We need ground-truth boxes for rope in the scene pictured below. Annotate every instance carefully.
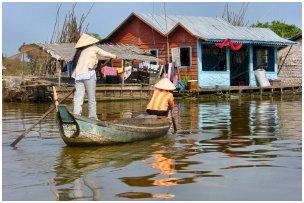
[163,3,170,63]
[50,3,62,43]
[83,3,95,23]
[151,1,156,45]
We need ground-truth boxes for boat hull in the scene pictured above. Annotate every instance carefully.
[56,106,171,146]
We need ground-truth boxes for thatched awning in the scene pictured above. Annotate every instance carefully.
[19,43,161,63]
[97,44,160,62]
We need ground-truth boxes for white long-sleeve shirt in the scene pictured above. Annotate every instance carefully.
[72,45,116,79]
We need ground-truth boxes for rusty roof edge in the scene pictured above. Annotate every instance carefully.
[204,38,295,46]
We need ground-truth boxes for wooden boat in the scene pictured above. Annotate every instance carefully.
[56,105,171,146]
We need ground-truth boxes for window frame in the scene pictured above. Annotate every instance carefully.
[253,46,275,72]
[201,44,227,72]
[149,49,159,65]
[179,46,192,68]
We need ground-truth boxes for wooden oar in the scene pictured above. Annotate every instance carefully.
[53,86,59,111]
[10,87,75,148]
[10,58,113,148]
[170,110,177,133]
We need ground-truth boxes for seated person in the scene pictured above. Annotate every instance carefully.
[146,78,176,117]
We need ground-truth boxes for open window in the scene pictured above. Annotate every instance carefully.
[253,47,275,72]
[202,44,227,71]
[150,49,158,65]
[171,46,192,68]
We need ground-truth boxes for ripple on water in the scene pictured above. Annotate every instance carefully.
[2,98,302,201]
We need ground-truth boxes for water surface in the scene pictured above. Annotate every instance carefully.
[2,97,302,200]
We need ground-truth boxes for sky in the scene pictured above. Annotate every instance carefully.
[2,2,302,56]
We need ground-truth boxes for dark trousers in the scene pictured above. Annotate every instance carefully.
[146,109,169,116]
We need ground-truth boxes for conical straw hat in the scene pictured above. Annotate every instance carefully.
[75,33,100,48]
[154,78,176,91]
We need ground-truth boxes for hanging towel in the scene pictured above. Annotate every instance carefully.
[158,65,164,78]
[173,75,179,86]
[167,63,172,80]
[124,66,132,80]
[101,66,117,77]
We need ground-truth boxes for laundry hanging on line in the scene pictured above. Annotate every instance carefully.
[101,66,117,77]
[215,38,243,51]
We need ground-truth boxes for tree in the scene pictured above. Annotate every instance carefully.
[3,55,31,76]
[23,3,92,76]
[252,20,301,39]
[221,3,249,26]
[88,33,101,40]
[55,3,89,43]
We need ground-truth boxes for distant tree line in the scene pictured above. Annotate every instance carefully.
[2,55,31,76]
[252,21,301,39]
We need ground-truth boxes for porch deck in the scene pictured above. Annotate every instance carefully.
[3,74,301,102]
[173,85,302,97]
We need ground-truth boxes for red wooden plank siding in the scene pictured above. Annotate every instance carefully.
[168,26,198,80]
[106,15,198,80]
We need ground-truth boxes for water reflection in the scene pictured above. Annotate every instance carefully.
[2,97,302,201]
[197,100,280,154]
[52,138,175,200]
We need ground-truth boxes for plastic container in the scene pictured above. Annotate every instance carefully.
[254,69,271,87]
[187,80,198,90]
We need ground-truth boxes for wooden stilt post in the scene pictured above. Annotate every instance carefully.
[56,61,61,87]
[271,88,273,96]
[21,42,25,79]
[238,88,242,96]
[122,60,125,86]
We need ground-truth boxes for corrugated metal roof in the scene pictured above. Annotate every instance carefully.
[134,12,295,45]
[20,43,160,62]
[97,44,160,62]
[36,43,76,61]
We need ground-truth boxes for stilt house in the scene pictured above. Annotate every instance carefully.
[103,12,295,87]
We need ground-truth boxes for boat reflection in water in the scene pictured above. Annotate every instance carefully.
[5,97,299,201]
[52,137,178,200]
[53,99,297,200]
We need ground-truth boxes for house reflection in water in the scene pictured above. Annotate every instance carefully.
[249,100,280,137]
[173,100,199,132]
[197,100,280,154]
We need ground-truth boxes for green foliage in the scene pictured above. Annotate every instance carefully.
[2,57,31,76]
[252,20,301,39]
[88,33,101,40]
[181,75,191,86]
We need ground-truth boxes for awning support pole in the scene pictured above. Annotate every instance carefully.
[278,45,293,75]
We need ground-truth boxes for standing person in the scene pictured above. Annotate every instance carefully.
[146,78,176,117]
[72,33,116,120]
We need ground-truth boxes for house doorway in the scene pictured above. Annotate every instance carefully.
[230,46,249,86]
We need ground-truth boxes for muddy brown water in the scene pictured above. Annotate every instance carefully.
[2,97,302,200]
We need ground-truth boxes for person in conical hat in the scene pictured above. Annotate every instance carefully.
[72,33,116,120]
[146,77,176,117]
